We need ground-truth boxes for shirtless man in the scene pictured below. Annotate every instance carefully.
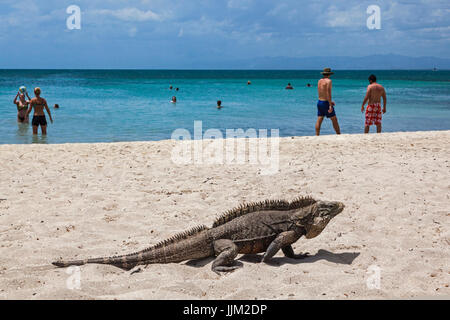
[316,68,341,136]
[361,74,386,133]
[26,87,53,135]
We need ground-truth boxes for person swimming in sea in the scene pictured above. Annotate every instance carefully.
[13,89,31,123]
[217,100,222,109]
[26,87,53,135]
[286,83,294,90]
[54,104,60,109]
[171,96,177,103]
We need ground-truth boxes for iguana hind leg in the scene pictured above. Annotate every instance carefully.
[212,239,240,274]
[262,231,301,262]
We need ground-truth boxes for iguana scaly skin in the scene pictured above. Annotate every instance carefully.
[52,197,344,273]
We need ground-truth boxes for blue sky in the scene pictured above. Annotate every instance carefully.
[0,0,449,68]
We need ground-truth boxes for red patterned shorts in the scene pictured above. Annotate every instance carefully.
[365,103,382,126]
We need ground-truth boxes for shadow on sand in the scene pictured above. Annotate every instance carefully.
[254,249,360,267]
[184,249,360,269]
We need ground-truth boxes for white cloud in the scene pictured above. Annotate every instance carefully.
[325,5,365,28]
[175,16,232,37]
[95,7,161,22]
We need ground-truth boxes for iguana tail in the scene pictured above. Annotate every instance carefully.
[52,257,136,270]
[52,225,212,270]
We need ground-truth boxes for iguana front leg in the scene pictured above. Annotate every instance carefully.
[281,245,309,259]
[262,231,302,262]
[212,239,241,274]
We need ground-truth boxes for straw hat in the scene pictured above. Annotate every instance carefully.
[321,68,334,75]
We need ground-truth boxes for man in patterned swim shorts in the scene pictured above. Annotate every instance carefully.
[361,74,387,133]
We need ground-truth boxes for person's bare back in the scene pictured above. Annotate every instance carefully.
[29,97,47,116]
[318,78,332,103]
[367,83,386,105]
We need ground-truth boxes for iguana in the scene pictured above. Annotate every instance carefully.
[52,197,344,273]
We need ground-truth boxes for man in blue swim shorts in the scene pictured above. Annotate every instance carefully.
[315,68,341,136]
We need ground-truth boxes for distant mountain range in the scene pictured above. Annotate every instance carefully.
[194,54,450,70]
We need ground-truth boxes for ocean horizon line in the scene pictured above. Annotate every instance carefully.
[1,68,449,71]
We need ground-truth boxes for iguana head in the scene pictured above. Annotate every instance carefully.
[304,201,344,239]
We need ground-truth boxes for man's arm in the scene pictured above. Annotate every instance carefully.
[328,80,334,112]
[361,86,370,112]
[328,81,333,104]
[25,91,31,101]
[44,99,53,123]
[13,92,19,105]
[382,88,387,113]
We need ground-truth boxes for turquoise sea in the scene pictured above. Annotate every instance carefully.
[0,70,449,144]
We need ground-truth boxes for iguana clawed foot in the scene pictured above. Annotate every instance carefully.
[281,244,310,259]
[261,243,310,263]
[290,252,310,259]
[212,265,242,275]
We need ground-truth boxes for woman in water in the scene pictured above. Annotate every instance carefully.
[13,90,31,123]
[26,87,53,135]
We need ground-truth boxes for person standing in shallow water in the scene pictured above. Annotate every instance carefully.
[316,68,341,136]
[13,90,31,123]
[361,74,387,133]
[26,87,53,135]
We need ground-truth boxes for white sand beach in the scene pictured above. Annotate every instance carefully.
[0,131,449,299]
